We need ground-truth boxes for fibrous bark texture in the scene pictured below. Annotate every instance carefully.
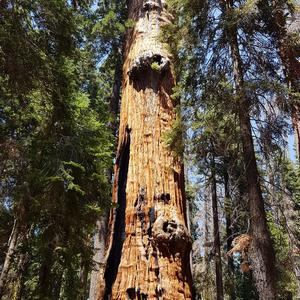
[99,1,193,299]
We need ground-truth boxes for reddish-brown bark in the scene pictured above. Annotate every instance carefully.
[97,1,193,299]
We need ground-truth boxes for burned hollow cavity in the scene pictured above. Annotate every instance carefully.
[128,52,170,85]
[103,129,131,299]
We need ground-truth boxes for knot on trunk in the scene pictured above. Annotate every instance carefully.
[152,215,192,256]
[128,52,170,81]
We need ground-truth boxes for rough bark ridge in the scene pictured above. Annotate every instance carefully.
[99,1,193,299]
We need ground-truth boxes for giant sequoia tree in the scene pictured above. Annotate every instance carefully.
[2,0,300,299]
[95,0,193,299]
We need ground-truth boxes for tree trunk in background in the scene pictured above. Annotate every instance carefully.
[267,5,300,294]
[89,216,109,300]
[202,188,214,300]
[257,0,300,162]
[223,1,277,299]
[211,159,224,300]
[89,43,122,300]
[282,190,300,299]
[12,227,32,300]
[109,48,122,138]
[0,219,19,299]
[12,253,27,300]
[224,171,235,300]
[275,7,300,164]
[98,1,193,299]
[79,260,88,300]
[38,245,55,299]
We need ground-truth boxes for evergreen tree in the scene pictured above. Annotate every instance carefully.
[0,1,117,298]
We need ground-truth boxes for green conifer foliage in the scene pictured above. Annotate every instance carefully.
[0,0,126,298]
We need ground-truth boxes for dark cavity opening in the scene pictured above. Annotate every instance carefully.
[142,0,162,14]
[160,193,170,202]
[128,52,170,92]
[153,54,162,65]
[103,131,131,299]
[127,287,136,299]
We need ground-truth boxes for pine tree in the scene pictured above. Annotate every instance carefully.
[0,1,114,298]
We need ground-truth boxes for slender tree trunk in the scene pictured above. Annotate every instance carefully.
[12,233,31,300]
[277,19,300,163]
[89,216,109,300]
[0,219,19,299]
[12,252,27,300]
[223,1,277,299]
[109,46,122,138]
[282,189,300,299]
[202,188,214,300]
[38,249,54,298]
[52,268,63,300]
[211,158,224,300]
[98,1,193,299]
[269,6,300,293]
[38,235,58,299]
[257,0,300,162]
[79,261,88,300]
[257,2,300,294]
[224,171,235,300]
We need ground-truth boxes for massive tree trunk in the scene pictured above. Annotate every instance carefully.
[0,219,19,299]
[223,1,277,299]
[98,1,193,299]
[211,158,224,300]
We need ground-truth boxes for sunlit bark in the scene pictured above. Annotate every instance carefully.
[98,1,193,299]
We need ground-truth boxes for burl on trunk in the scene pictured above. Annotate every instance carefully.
[97,1,193,299]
